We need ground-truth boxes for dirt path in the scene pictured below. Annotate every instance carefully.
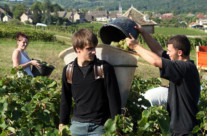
[55,35,71,40]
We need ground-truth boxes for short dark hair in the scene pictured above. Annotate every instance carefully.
[168,35,191,56]
[72,29,98,52]
[16,32,29,41]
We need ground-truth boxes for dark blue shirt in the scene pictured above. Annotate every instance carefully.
[160,51,200,134]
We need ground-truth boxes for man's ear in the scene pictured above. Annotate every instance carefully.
[76,47,80,53]
[178,50,183,56]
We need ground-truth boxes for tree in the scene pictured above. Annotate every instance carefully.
[3,4,12,17]
[152,17,161,24]
[51,3,64,12]
[67,6,73,12]
[81,8,88,14]
[51,9,59,25]
[43,0,52,25]
[95,6,104,11]
[31,2,43,24]
[12,4,27,19]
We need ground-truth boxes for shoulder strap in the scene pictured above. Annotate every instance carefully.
[66,61,74,84]
[19,50,31,60]
[66,60,104,84]
[94,61,104,79]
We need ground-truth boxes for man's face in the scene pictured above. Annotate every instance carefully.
[167,44,179,60]
[76,45,96,62]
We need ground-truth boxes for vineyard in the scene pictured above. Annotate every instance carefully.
[0,24,55,41]
[0,23,207,135]
[1,22,207,47]
[0,69,206,135]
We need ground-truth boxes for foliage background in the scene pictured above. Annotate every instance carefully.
[2,0,206,14]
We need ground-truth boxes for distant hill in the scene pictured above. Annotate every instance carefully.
[2,0,207,14]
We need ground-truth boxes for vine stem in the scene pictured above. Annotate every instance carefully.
[115,131,123,136]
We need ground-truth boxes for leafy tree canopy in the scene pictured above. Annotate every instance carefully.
[12,4,27,19]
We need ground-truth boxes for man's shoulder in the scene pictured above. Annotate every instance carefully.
[63,61,75,70]
[175,60,196,69]
[162,58,192,67]
[95,59,114,73]
[95,59,112,66]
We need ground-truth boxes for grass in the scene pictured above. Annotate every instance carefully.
[55,35,72,45]
[0,37,199,87]
[0,25,204,86]
[0,39,70,82]
[0,39,16,75]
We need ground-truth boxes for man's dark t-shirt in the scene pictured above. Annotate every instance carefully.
[160,51,200,134]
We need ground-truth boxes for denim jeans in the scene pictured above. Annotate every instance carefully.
[69,120,105,136]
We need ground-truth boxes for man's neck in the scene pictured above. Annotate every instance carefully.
[179,56,190,61]
[77,58,90,67]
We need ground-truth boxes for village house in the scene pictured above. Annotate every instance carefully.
[73,12,85,23]
[187,13,195,17]
[151,12,162,19]
[161,13,174,20]
[51,11,72,21]
[64,12,73,22]
[51,3,123,23]
[197,13,205,19]
[20,13,33,24]
[86,3,122,22]
[189,16,207,29]
[51,11,86,23]
[0,7,5,13]
[51,11,68,18]
[197,18,207,28]
[108,11,119,21]
[85,10,109,22]
[189,22,197,28]
[122,6,157,34]
[189,21,204,30]
[3,15,12,22]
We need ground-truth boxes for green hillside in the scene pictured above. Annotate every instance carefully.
[1,0,207,14]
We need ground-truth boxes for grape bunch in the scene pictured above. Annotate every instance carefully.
[110,39,130,51]
[35,60,54,68]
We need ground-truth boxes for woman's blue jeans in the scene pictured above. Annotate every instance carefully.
[69,120,105,136]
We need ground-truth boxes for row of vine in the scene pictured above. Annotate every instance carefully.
[0,68,206,135]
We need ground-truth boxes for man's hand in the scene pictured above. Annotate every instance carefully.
[59,124,71,136]
[129,16,145,34]
[59,123,64,134]
[126,33,139,50]
[129,16,164,57]
[134,23,145,34]
[59,124,64,131]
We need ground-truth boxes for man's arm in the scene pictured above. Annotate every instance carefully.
[59,66,72,130]
[126,34,162,68]
[135,25,164,57]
